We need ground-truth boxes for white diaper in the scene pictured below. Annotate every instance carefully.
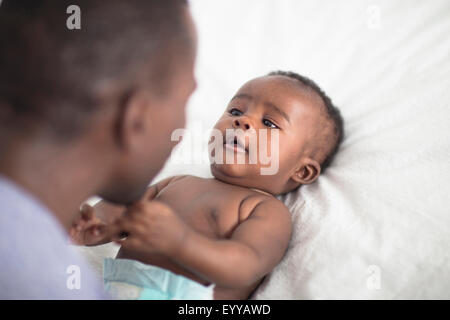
[103,258,215,300]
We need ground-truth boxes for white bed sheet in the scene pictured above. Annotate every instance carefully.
[79,0,450,299]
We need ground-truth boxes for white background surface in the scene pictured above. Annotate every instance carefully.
[82,0,450,299]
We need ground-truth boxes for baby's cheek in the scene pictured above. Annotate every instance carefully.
[277,141,301,168]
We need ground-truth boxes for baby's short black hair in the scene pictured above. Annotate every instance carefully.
[268,70,344,173]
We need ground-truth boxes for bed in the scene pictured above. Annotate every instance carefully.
[77,0,450,299]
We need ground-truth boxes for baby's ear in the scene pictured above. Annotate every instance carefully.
[291,158,321,185]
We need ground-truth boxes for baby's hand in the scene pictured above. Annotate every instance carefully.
[69,204,109,246]
[111,197,188,256]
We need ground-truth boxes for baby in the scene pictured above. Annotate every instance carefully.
[71,70,344,300]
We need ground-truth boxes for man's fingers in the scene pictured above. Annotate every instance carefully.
[69,228,79,244]
[81,224,107,245]
[82,217,102,230]
[69,227,84,245]
[75,219,85,231]
[80,203,94,220]
[88,223,107,237]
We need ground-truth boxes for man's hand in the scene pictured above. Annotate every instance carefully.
[112,199,189,256]
[69,204,109,246]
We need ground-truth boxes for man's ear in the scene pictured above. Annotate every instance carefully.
[113,89,150,151]
[291,158,321,185]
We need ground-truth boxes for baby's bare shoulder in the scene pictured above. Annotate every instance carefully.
[253,196,291,219]
[238,192,290,224]
[232,195,292,266]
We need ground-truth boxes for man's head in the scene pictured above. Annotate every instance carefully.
[0,0,197,204]
[210,71,344,195]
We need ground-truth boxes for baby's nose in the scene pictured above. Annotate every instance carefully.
[233,118,251,130]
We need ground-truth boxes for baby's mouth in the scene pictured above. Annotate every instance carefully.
[224,136,248,154]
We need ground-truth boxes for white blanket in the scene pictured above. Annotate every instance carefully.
[78,0,450,299]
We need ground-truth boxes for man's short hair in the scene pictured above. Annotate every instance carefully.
[268,70,344,173]
[0,0,190,141]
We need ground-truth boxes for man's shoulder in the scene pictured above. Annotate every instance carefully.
[0,218,107,299]
[0,179,107,299]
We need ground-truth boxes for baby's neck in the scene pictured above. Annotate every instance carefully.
[249,187,274,197]
[210,176,275,197]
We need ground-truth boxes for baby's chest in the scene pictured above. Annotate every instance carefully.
[156,189,243,238]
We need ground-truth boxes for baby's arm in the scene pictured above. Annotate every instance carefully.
[171,199,292,288]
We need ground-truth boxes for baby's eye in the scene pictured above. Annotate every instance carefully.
[262,119,278,129]
[229,108,243,116]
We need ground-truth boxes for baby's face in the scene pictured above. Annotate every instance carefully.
[210,75,324,194]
